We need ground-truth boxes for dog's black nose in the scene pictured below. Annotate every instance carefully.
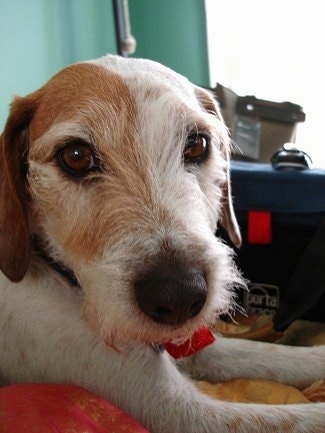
[134,264,208,325]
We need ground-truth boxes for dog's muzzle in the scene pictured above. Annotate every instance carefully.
[134,264,208,326]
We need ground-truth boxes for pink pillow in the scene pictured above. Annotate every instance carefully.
[0,383,149,433]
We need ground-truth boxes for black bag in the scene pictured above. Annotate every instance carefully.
[220,160,325,330]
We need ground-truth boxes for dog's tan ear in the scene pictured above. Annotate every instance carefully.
[0,95,37,282]
[220,166,242,248]
[194,86,242,248]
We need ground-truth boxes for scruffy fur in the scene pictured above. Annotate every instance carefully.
[0,55,324,432]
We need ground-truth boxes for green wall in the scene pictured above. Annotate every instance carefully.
[0,0,117,129]
[129,0,210,86]
[0,0,210,129]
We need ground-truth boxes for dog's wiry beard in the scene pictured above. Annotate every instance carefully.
[80,236,244,352]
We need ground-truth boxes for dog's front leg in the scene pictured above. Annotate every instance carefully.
[177,336,325,389]
[84,344,325,433]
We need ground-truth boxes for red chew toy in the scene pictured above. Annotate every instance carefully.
[164,327,215,359]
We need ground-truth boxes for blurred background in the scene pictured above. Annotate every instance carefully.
[1,0,323,166]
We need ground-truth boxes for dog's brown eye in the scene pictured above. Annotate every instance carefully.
[184,134,210,164]
[57,142,97,177]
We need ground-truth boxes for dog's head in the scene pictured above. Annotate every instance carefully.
[0,55,242,346]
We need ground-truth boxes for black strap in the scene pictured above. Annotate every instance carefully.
[274,218,325,330]
[32,236,81,290]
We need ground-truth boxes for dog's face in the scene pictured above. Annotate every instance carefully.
[0,55,242,346]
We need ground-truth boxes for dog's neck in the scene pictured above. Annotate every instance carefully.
[32,236,81,289]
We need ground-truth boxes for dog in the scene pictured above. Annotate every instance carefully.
[0,54,324,433]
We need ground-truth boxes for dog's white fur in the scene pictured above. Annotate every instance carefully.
[0,55,324,432]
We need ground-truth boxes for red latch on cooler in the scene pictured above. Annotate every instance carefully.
[247,211,272,244]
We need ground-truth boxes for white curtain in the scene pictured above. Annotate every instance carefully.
[205,0,325,167]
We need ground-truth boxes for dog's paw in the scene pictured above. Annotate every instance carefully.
[298,345,325,386]
[293,403,325,433]
[219,402,325,433]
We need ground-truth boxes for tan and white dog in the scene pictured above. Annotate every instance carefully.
[0,55,324,432]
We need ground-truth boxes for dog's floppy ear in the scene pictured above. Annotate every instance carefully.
[0,95,37,282]
[194,86,242,248]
